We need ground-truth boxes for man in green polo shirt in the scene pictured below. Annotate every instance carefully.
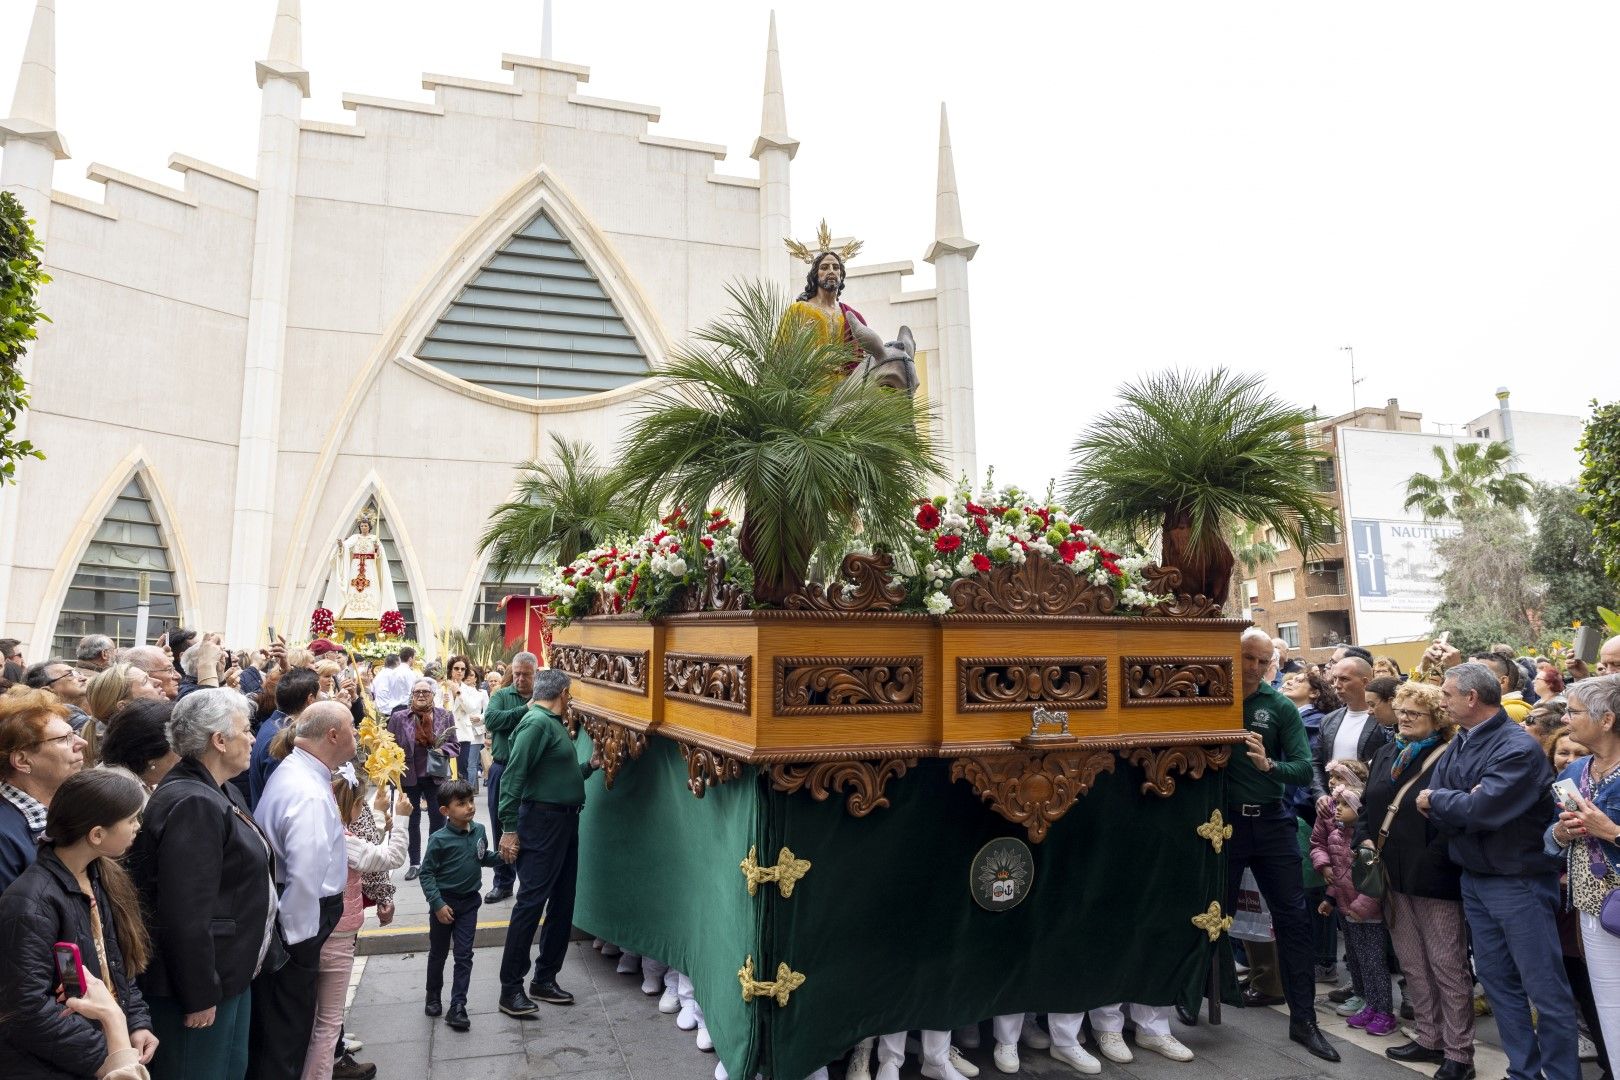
[481,651,536,902]
[494,668,599,1019]
[1218,626,1340,1063]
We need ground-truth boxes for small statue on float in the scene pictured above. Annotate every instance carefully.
[784,221,919,395]
[323,507,397,626]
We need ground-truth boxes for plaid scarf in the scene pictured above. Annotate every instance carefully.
[0,780,47,837]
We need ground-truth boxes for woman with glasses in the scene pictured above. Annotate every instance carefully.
[387,678,459,880]
[1357,681,1473,1080]
[83,664,164,767]
[0,687,88,893]
[437,655,484,791]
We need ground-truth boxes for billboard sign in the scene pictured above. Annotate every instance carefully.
[1350,519,1462,613]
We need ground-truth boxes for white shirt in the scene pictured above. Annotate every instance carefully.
[254,746,347,945]
[439,682,484,744]
[1331,709,1372,763]
[371,664,413,714]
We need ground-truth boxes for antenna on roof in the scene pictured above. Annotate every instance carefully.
[1340,345,1365,411]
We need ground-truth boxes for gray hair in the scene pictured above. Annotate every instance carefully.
[1569,674,1620,733]
[1240,627,1274,649]
[1445,662,1503,707]
[296,700,353,739]
[511,651,538,670]
[77,634,113,662]
[168,688,250,759]
[120,645,169,678]
[532,668,571,702]
[179,643,202,678]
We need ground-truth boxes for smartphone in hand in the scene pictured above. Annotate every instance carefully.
[1554,778,1583,814]
[54,942,86,998]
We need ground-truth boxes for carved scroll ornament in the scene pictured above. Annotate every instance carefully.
[945,554,1120,617]
[675,555,751,613]
[949,749,1118,843]
[579,712,647,791]
[784,552,908,613]
[774,656,922,715]
[1126,743,1233,797]
[665,653,752,712]
[550,644,649,695]
[957,656,1107,713]
[1121,656,1233,706]
[678,741,744,798]
[763,758,918,817]
[1137,564,1223,619]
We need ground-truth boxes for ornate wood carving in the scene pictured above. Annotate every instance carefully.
[949,749,1118,843]
[957,656,1107,713]
[675,555,751,613]
[945,554,1120,617]
[550,644,649,695]
[578,712,647,791]
[1138,564,1224,619]
[1120,656,1233,707]
[1126,743,1234,797]
[762,758,918,817]
[664,653,752,713]
[784,552,908,613]
[773,656,923,716]
[678,740,744,798]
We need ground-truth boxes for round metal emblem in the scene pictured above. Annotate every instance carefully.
[970,836,1034,911]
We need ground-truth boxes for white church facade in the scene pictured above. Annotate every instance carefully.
[0,0,979,659]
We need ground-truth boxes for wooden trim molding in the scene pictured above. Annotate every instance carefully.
[550,644,650,695]
[1126,743,1234,798]
[956,656,1108,713]
[677,741,744,798]
[762,758,918,817]
[949,749,1119,843]
[579,712,648,791]
[1120,656,1234,707]
[773,656,924,716]
[664,652,752,713]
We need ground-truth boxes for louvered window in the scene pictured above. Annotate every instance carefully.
[51,478,181,654]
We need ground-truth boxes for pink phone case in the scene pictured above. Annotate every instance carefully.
[53,941,86,997]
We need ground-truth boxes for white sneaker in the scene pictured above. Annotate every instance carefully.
[846,1039,874,1080]
[919,1061,968,1080]
[956,1024,982,1049]
[1135,1033,1195,1062]
[1049,1044,1102,1075]
[992,1043,1020,1074]
[875,1065,900,1080]
[1580,1034,1600,1062]
[617,952,640,975]
[697,1023,715,1052]
[949,1046,980,1077]
[1020,1023,1051,1050]
[677,1003,699,1031]
[658,987,680,1013]
[601,943,622,957]
[642,973,663,995]
[714,1062,728,1080]
[341,1032,363,1054]
[1095,1031,1133,1064]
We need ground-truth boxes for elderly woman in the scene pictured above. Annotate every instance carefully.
[84,663,164,765]
[1536,662,1568,705]
[1549,673,1620,1068]
[128,688,278,1080]
[0,686,88,892]
[494,669,599,1017]
[99,699,181,793]
[1358,681,1472,1079]
[388,676,459,879]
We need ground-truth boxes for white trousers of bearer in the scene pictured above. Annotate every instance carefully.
[1088,1002,1172,1038]
[1582,912,1620,1072]
[878,1030,951,1068]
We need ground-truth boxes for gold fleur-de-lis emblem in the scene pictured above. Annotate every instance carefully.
[1196,809,1234,854]
[1191,901,1233,943]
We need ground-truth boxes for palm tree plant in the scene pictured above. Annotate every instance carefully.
[1226,520,1279,610]
[1063,368,1338,606]
[476,432,645,580]
[1402,440,1533,521]
[615,281,942,605]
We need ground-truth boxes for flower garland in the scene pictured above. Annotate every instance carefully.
[538,508,743,625]
[378,610,405,637]
[309,606,335,638]
[908,479,1155,615]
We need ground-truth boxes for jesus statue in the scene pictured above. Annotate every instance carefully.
[324,509,398,623]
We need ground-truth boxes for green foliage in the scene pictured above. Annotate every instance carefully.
[439,624,524,669]
[1062,368,1338,596]
[1402,440,1533,521]
[1430,507,1540,654]
[0,191,50,483]
[613,280,942,603]
[1226,521,1278,608]
[1578,399,1620,587]
[1529,483,1618,631]
[477,432,645,580]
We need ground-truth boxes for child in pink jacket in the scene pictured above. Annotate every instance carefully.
[1311,759,1396,1036]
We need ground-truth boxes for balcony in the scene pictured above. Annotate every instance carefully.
[1305,560,1347,598]
[1308,609,1353,650]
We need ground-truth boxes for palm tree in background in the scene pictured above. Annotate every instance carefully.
[1226,521,1279,610]
[477,433,645,579]
[1402,440,1533,521]
[1064,368,1338,606]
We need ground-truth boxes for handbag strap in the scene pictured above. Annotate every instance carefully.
[1376,742,1449,853]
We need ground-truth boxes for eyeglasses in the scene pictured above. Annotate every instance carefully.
[411,690,434,697]
[1394,708,1432,720]
[26,730,77,750]
[48,671,82,686]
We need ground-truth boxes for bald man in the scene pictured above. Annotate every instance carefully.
[1600,635,1620,677]
[1312,655,1389,796]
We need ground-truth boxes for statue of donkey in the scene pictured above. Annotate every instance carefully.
[857,325,919,396]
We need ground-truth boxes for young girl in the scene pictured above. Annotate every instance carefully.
[1311,759,1397,1035]
[0,767,158,1078]
[302,770,410,1080]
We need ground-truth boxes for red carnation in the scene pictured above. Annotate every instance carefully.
[1058,540,1082,564]
[700,536,715,550]
[976,518,991,536]
[1069,522,1083,533]
[916,504,941,530]
[971,553,991,572]
[965,501,988,516]
[935,534,963,554]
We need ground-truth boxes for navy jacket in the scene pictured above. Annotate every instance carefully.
[1545,756,1620,869]
[1427,709,1560,877]
[247,710,288,809]
[0,795,39,894]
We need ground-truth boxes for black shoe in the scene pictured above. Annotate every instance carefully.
[529,979,574,1005]
[1175,1003,1199,1027]
[404,865,420,881]
[484,885,512,902]
[1401,999,1415,1020]
[445,1004,470,1032]
[1327,984,1356,1004]
[1387,1041,1446,1065]
[332,1053,378,1080]
[1433,1061,1476,1080]
[1242,987,1286,1007]
[423,999,442,1018]
[1289,1020,1341,1063]
[498,990,539,1017]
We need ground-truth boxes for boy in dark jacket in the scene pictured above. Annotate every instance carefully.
[419,779,501,1031]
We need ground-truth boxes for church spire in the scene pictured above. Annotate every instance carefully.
[751,11,798,161]
[0,0,68,159]
[256,0,310,97]
[541,0,554,59]
[925,103,976,263]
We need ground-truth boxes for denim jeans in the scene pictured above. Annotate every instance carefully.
[426,890,482,1008]
[497,802,579,991]
[1460,871,1579,1080]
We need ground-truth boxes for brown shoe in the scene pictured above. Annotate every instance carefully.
[333,1052,377,1079]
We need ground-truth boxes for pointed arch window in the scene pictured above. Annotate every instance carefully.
[51,477,182,654]
[319,501,419,642]
[417,210,651,399]
[466,565,544,647]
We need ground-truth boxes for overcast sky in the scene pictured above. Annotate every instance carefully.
[5,1,1619,492]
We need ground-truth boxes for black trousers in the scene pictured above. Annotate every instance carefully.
[1224,806,1316,1024]
[247,893,343,1080]
[485,760,516,890]
[427,891,483,1008]
[498,802,579,991]
[404,777,444,866]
